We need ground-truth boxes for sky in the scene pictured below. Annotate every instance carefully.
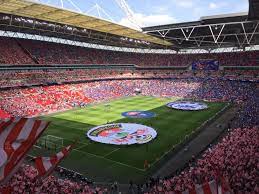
[37,0,249,28]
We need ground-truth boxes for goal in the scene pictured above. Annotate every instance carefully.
[37,135,64,150]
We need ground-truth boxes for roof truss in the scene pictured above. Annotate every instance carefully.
[144,20,259,49]
[0,0,172,46]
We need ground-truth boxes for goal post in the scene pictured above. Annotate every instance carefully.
[37,135,64,151]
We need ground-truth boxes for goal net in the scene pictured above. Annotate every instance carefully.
[37,135,64,150]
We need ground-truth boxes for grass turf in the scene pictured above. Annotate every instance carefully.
[31,96,226,183]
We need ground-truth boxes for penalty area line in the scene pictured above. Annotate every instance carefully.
[50,136,90,146]
[103,148,120,157]
[73,149,145,172]
[75,142,93,150]
[50,123,89,132]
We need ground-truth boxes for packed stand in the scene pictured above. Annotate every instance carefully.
[230,88,259,128]
[0,37,258,66]
[0,77,258,193]
[0,84,92,117]
[20,38,259,66]
[0,37,35,64]
[1,69,258,89]
[148,126,259,193]
[0,78,257,118]
[144,84,259,193]
[4,164,108,194]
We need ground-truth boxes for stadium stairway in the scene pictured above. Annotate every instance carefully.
[15,38,39,64]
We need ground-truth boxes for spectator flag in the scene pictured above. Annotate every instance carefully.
[0,118,50,183]
[179,180,218,194]
[218,176,232,194]
[172,178,233,194]
[34,143,75,178]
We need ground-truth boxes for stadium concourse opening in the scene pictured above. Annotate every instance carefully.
[0,0,258,193]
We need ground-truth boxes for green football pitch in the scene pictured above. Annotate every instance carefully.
[32,96,226,183]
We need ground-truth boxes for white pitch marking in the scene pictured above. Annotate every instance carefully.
[73,149,145,172]
[103,148,120,157]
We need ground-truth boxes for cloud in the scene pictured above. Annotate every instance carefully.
[208,2,229,10]
[209,3,218,9]
[119,13,177,29]
[152,5,169,14]
[172,0,194,8]
[178,1,194,8]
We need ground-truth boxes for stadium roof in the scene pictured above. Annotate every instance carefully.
[143,1,259,50]
[0,0,258,51]
[0,0,172,47]
[248,0,259,20]
[143,11,259,50]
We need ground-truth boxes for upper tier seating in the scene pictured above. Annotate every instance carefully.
[0,37,35,64]
[0,37,258,66]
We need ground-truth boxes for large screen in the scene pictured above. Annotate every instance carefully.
[192,60,219,71]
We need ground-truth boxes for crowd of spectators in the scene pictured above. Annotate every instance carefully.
[230,91,259,129]
[0,36,258,193]
[5,164,108,194]
[145,82,259,193]
[0,69,141,88]
[0,37,35,64]
[0,78,257,118]
[16,38,259,66]
[0,84,92,117]
[0,78,257,193]
[0,69,258,89]
[2,127,258,193]
[148,126,258,193]
[1,79,259,194]
[0,37,258,66]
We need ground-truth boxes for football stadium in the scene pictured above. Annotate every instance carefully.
[0,0,258,193]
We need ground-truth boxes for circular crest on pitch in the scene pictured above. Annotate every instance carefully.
[122,111,156,118]
[166,101,208,111]
[86,123,157,145]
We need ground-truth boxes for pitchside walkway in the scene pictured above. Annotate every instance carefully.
[152,104,238,178]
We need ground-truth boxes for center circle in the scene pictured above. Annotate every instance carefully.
[122,111,156,118]
[86,123,157,145]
